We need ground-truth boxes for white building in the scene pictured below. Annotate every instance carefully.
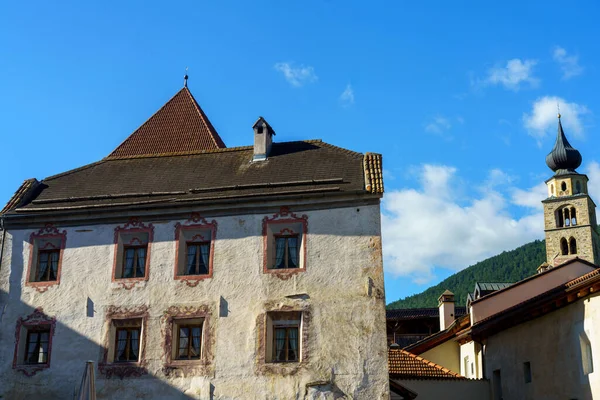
[0,84,390,399]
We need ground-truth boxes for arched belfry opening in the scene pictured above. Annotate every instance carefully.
[571,207,577,226]
[564,208,571,226]
[570,237,577,254]
[561,238,569,255]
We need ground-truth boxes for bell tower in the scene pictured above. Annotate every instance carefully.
[542,114,600,267]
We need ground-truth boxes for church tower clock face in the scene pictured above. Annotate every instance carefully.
[542,114,600,267]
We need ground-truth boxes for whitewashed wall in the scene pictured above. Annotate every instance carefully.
[484,292,600,400]
[0,204,389,399]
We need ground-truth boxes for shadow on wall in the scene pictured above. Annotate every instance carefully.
[0,285,196,400]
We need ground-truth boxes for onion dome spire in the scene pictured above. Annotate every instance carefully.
[545,114,582,175]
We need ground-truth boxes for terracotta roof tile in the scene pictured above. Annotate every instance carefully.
[107,87,225,159]
[364,153,384,193]
[388,348,465,379]
[1,178,39,215]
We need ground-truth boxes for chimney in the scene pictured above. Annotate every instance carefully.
[438,290,455,331]
[253,117,275,161]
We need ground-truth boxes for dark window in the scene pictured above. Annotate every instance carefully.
[493,369,503,400]
[523,361,532,383]
[561,238,569,255]
[557,210,564,227]
[273,235,299,269]
[176,324,202,360]
[122,245,147,278]
[35,249,60,282]
[576,181,582,194]
[273,326,299,362]
[565,208,571,226]
[25,328,50,364]
[571,207,577,226]
[561,182,567,191]
[114,327,141,362]
[570,238,577,254]
[185,242,210,275]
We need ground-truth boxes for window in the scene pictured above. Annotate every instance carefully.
[13,308,56,376]
[267,312,301,363]
[571,207,577,226]
[263,207,308,274]
[112,219,154,284]
[463,356,470,378]
[175,322,203,360]
[122,245,147,279]
[557,209,564,227]
[24,328,50,364]
[273,235,299,269]
[523,361,532,383]
[493,369,503,400]
[570,237,578,254]
[35,249,60,282]
[174,216,216,282]
[576,180,582,194]
[580,332,594,375]
[561,181,567,191]
[26,225,66,290]
[565,208,571,226]
[561,238,569,255]
[115,327,141,362]
[185,242,210,275]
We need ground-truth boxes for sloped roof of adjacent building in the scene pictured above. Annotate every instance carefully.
[388,348,465,380]
[386,307,467,320]
[107,87,226,159]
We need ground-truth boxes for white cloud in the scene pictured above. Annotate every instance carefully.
[274,62,317,87]
[484,59,539,91]
[425,116,452,134]
[381,165,544,283]
[553,47,583,80]
[523,96,589,140]
[339,84,354,106]
[511,182,547,210]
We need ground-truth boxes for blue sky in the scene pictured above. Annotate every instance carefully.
[2,1,600,304]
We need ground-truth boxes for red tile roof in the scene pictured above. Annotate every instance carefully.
[107,87,225,159]
[388,348,465,379]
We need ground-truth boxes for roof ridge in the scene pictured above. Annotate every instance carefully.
[318,141,364,158]
[183,87,225,148]
[43,160,107,181]
[100,139,327,161]
[106,88,187,160]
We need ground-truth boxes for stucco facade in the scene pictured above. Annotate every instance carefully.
[0,204,389,399]
[484,292,600,400]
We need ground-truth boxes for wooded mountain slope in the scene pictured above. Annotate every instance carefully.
[387,240,546,309]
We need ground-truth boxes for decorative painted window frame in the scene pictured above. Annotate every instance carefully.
[112,218,154,290]
[12,308,57,377]
[161,305,215,377]
[262,207,308,279]
[98,305,149,379]
[174,213,217,287]
[25,224,67,293]
[255,303,311,376]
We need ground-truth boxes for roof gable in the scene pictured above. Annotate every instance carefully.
[107,87,225,159]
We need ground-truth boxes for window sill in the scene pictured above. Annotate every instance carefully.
[174,274,212,287]
[264,267,305,280]
[25,280,60,293]
[111,276,148,290]
[14,362,50,377]
[98,361,147,379]
[162,360,211,377]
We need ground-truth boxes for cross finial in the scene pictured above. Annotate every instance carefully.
[184,67,189,88]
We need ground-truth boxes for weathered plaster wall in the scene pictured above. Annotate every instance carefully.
[421,340,460,374]
[484,292,600,400]
[394,379,490,400]
[0,204,389,399]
